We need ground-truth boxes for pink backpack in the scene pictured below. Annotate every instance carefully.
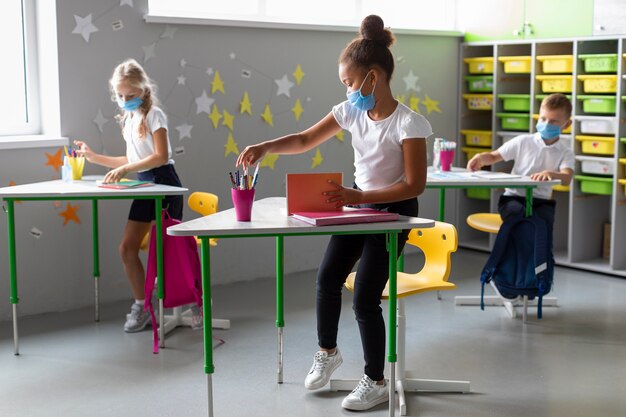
[145,210,202,353]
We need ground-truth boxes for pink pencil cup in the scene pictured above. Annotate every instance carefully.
[440,149,455,172]
[231,188,255,221]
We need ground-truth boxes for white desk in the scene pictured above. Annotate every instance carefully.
[0,176,187,354]
[426,168,560,318]
[168,197,436,417]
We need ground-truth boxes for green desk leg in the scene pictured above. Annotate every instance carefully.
[525,187,533,217]
[6,199,19,355]
[92,200,101,322]
[387,231,398,417]
[200,237,214,417]
[276,236,285,384]
[155,197,165,348]
[439,188,446,222]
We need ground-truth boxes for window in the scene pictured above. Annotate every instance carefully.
[146,0,458,32]
[1,0,40,136]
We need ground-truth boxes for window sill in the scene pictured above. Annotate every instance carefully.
[0,135,68,150]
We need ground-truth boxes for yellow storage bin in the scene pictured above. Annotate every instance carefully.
[464,57,494,74]
[536,55,573,73]
[575,135,615,155]
[619,179,626,195]
[532,114,572,134]
[463,94,493,110]
[460,130,492,147]
[462,146,487,161]
[498,56,532,73]
[578,75,618,93]
[620,158,626,176]
[536,75,573,93]
[552,184,570,192]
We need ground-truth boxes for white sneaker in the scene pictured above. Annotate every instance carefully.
[341,374,389,411]
[124,303,150,333]
[304,349,343,390]
[190,304,203,330]
[490,280,522,306]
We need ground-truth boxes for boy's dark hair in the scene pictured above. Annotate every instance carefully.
[542,93,572,118]
[339,15,396,81]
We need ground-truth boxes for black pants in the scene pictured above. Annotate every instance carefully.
[129,164,183,222]
[497,195,556,250]
[316,197,418,381]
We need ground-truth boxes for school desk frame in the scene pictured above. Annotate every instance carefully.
[0,176,187,355]
[425,168,560,316]
[167,197,438,417]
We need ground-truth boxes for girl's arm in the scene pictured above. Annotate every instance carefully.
[237,112,341,168]
[103,128,169,183]
[74,140,128,168]
[325,138,427,207]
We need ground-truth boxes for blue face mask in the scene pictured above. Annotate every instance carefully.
[346,72,376,112]
[536,120,562,140]
[116,96,143,112]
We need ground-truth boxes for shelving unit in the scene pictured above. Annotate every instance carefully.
[458,36,626,278]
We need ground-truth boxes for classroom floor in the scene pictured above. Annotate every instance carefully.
[1,248,626,417]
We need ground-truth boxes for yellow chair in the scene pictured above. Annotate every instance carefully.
[330,222,470,416]
[188,192,219,247]
[466,212,502,234]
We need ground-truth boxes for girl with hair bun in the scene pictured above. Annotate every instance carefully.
[237,15,431,410]
[75,59,184,333]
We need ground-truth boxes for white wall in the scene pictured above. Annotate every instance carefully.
[0,0,460,319]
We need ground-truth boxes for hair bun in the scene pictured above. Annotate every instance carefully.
[360,15,395,48]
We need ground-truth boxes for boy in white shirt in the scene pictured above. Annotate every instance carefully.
[467,93,575,259]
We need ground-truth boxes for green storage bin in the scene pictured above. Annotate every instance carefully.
[466,188,491,200]
[578,95,616,114]
[498,94,531,111]
[578,54,618,73]
[575,175,613,195]
[535,94,572,101]
[621,137,626,145]
[464,75,493,93]
[496,113,530,131]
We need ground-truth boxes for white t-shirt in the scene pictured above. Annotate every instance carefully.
[122,106,174,171]
[497,132,575,199]
[332,101,433,191]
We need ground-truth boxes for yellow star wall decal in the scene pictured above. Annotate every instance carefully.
[209,104,223,128]
[222,109,235,131]
[240,91,252,115]
[422,95,441,114]
[395,95,406,105]
[211,70,225,94]
[409,96,421,113]
[311,148,323,168]
[260,153,279,170]
[335,130,345,142]
[45,149,64,172]
[224,132,239,157]
[261,104,274,127]
[59,202,81,225]
[291,98,304,121]
[292,64,305,85]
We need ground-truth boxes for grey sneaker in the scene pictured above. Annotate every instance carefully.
[304,349,343,390]
[341,375,389,411]
[124,303,150,333]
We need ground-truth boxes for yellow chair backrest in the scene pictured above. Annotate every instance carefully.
[406,221,458,282]
[188,192,219,217]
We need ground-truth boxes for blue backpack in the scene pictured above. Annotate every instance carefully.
[480,212,554,319]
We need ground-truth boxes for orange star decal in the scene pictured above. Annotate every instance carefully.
[45,149,64,172]
[9,181,21,204]
[59,203,81,225]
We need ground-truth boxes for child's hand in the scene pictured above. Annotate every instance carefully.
[530,170,552,181]
[323,180,362,208]
[237,144,267,169]
[103,165,129,183]
[466,154,482,171]
[74,140,95,162]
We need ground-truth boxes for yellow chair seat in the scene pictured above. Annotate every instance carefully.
[345,271,456,299]
[466,213,502,234]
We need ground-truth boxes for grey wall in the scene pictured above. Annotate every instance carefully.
[0,0,459,319]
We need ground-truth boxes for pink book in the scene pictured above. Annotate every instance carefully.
[291,208,399,226]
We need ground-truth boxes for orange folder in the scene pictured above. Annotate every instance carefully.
[286,172,343,214]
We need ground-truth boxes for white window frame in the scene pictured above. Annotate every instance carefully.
[0,0,66,150]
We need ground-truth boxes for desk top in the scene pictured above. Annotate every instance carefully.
[0,176,188,199]
[426,167,560,187]
[167,197,434,237]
